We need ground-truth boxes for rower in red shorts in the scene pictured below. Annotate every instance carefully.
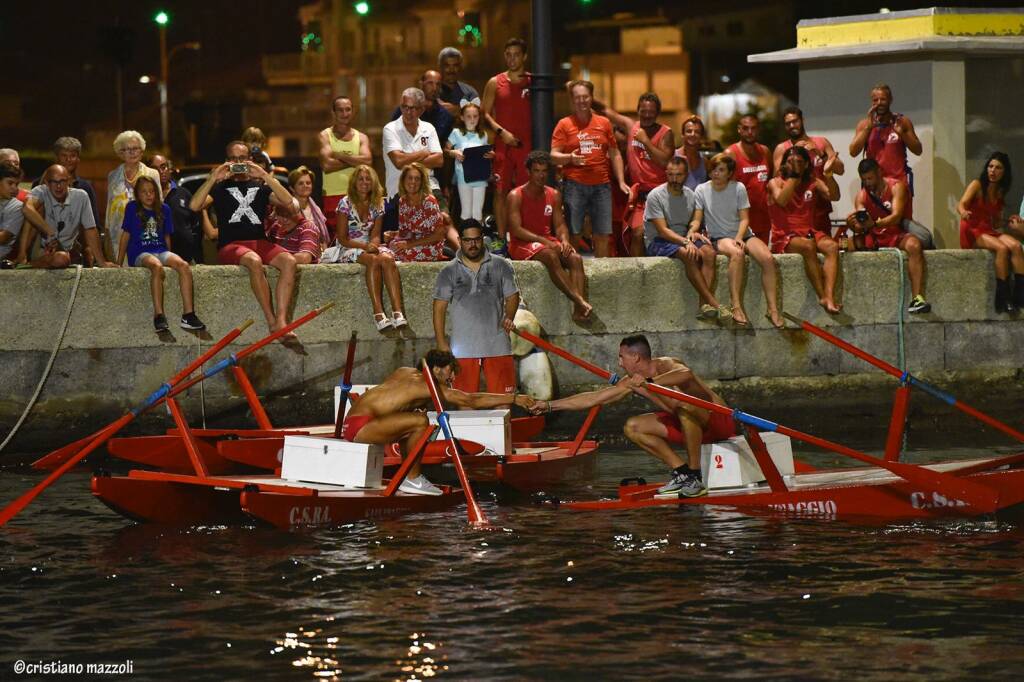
[341,349,535,496]
[530,334,734,498]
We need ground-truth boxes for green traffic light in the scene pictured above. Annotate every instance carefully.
[154,10,169,25]
[354,1,369,15]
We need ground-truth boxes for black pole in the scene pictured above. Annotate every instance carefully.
[531,0,554,153]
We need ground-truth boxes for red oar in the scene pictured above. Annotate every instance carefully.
[1,304,334,528]
[513,328,1000,513]
[333,331,359,439]
[420,360,489,526]
[783,312,1024,444]
[32,319,255,471]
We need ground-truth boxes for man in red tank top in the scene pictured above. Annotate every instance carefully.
[726,114,772,243]
[595,93,675,256]
[507,151,592,321]
[482,38,532,243]
[849,84,922,187]
[773,107,844,233]
[846,158,930,313]
[768,145,842,314]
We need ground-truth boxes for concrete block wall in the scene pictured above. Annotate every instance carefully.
[0,250,1020,451]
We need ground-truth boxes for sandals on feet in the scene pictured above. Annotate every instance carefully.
[731,307,750,327]
[716,304,733,321]
[374,313,392,331]
[765,311,785,329]
[391,311,408,328]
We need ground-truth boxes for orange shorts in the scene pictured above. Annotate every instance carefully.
[453,356,516,394]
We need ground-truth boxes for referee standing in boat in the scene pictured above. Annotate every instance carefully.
[433,220,520,394]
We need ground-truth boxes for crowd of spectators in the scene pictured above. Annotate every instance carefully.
[3,39,1024,350]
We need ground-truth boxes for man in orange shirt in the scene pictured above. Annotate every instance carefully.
[550,80,630,258]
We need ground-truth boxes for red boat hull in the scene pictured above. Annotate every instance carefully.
[91,471,464,528]
[563,458,1024,520]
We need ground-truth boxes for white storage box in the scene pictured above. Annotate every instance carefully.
[427,409,511,456]
[700,432,794,490]
[281,435,383,488]
[332,384,377,420]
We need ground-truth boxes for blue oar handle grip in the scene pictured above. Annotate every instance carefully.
[204,354,239,379]
[608,373,620,385]
[337,382,353,391]
[907,375,956,405]
[436,411,456,442]
[135,382,173,414]
[733,410,779,432]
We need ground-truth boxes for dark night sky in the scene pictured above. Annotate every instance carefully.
[3,1,304,151]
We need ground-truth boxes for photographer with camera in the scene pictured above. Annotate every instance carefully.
[190,141,300,341]
[849,84,922,191]
[846,158,930,314]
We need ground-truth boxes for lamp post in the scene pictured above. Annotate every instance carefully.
[154,10,199,151]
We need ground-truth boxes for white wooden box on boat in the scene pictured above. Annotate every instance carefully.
[426,409,511,456]
[281,435,383,488]
[332,384,377,420]
[700,433,795,490]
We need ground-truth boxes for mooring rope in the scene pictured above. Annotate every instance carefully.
[0,265,84,454]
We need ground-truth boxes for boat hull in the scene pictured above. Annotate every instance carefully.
[563,457,1024,520]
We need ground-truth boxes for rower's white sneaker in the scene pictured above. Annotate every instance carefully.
[399,474,444,496]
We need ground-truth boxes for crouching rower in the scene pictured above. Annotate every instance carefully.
[342,349,536,495]
[530,335,733,498]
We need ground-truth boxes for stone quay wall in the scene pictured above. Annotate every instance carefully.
[1,250,1021,454]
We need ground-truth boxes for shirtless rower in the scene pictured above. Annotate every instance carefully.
[530,335,735,498]
[341,349,535,495]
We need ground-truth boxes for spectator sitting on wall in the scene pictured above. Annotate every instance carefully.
[333,164,406,332]
[433,220,519,394]
[0,162,25,267]
[264,166,327,265]
[387,163,447,270]
[106,131,162,262]
[675,116,709,191]
[767,145,842,314]
[117,175,205,332]
[958,151,1024,314]
[319,95,372,233]
[190,141,299,340]
[437,46,480,118]
[846,158,930,314]
[506,150,592,321]
[152,154,203,264]
[643,156,729,322]
[22,164,112,269]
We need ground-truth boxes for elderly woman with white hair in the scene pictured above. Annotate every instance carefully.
[106,130,161,260]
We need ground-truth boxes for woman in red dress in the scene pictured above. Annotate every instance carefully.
[957,151,1024,313]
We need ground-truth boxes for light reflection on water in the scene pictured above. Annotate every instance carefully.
[1,445,1023,680]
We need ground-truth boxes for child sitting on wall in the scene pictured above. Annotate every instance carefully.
[118,176,206,332]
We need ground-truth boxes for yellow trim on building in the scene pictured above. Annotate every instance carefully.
[798,13,1024,49]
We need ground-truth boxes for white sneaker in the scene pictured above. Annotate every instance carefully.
[398,474,443,496]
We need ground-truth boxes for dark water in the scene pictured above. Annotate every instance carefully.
[2,445,1024,681]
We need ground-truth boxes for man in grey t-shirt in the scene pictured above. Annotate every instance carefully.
[21,165,113,268]
[643,156,730,320]
[433,221,520,394]
[0,162,24,263]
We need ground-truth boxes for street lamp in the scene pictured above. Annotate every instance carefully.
[154,10,200,151]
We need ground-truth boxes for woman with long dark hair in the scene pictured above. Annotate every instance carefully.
[958,151,1024,313]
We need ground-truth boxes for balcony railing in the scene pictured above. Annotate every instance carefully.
[262,52,332,84]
